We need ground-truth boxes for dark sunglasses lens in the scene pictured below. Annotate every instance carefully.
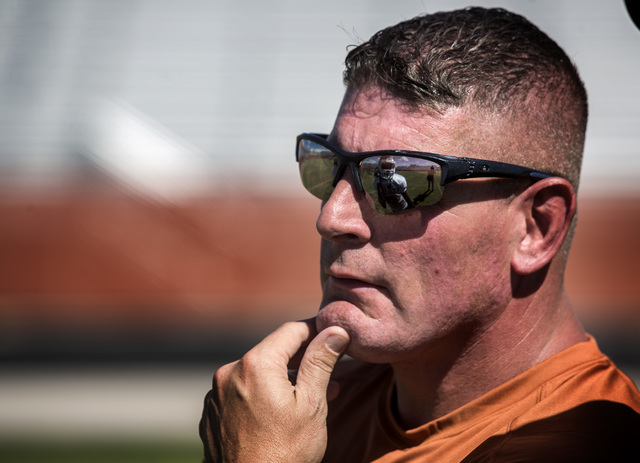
[297,138,445,214]
[298,138,336,201]
[360,156,444,213]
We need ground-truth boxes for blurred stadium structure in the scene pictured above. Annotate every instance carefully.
[0,0,639,460]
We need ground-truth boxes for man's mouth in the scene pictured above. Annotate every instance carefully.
[330,275,374,289]
[324,270,387,294]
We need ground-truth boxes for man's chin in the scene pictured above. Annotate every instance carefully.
[315,305,393,364]
[314,310,347,335]
[315,300,361,334]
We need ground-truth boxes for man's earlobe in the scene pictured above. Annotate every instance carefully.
[511,178,576,275]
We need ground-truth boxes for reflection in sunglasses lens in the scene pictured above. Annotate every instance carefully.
[298,139,445,214]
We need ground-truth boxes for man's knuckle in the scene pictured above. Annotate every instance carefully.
[237,350,263,375]
[307,351,337,375]
[212,362,232,386]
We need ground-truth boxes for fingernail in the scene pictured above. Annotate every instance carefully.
[326,333,350,354]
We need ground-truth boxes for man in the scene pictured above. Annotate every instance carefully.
[200,7,640,462]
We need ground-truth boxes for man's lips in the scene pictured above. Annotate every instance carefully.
[324,271,386,292]
[329,275,372,289]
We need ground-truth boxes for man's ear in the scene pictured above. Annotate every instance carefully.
[511,177,576,275]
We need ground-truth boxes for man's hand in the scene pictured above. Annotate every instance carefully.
[199,320,351,463]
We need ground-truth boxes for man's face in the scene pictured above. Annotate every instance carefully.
[315,86,519,364]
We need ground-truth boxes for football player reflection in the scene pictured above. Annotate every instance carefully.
[413,165,436,206]
[374,157,413,212]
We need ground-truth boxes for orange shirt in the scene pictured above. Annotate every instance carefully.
[323,337,640,462]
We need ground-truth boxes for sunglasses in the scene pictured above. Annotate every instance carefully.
[296,133,554,214]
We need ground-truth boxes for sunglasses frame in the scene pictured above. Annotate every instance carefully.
[296,133,554,194]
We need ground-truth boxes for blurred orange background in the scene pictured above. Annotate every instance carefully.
[1,181,639,343]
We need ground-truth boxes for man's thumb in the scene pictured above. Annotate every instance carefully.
[325,329,350,355]
[295,326,350,398]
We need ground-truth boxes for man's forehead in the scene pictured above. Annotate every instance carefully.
[331,86,492,157]
[337,86,399,118]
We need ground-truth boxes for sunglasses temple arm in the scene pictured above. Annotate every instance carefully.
[440,160,473,185]
[441,159,551,184]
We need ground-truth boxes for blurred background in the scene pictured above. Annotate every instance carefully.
[1,0,639,461]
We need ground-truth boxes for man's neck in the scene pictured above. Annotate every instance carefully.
[390,291,587,429]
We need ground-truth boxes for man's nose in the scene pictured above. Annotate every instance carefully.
[316,168,372,243]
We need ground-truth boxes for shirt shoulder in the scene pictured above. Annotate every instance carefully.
[462,337,640,462]
[461,400,640,462]
[524,337,640,416]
